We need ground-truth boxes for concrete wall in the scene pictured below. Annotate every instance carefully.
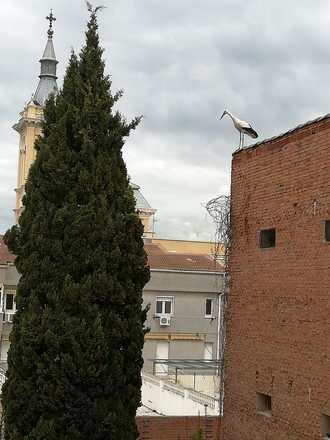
[4,265,20,286]
[145,270,222,294]
[143,270,223,372]
[141,373,220,416]
[223,119,330,439]
[143,339,215,375]
[143,289,220,334]
[0,267,7,284]
[178,374,220,396]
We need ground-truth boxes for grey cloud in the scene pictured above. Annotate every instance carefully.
[1,1,330,239]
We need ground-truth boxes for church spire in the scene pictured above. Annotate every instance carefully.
[33,10,58,106]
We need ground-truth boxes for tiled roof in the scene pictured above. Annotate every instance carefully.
[147,253,223,273]
[144,243,166,255]
[0,236,15,265]
[144,241,223,272]
[0,236,223,273]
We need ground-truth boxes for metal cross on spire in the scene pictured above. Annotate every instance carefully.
[46,10,56,38]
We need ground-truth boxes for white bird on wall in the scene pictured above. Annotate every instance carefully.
[220,110,258,149]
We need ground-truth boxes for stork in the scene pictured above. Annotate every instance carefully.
[220,110,258,149]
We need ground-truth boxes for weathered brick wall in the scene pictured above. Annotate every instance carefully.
[222,118,330,439]
[137,416,221,439]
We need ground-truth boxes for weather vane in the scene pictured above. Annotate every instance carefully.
[46,10,56,38]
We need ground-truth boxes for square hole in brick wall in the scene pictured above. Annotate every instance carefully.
[321,414,330,438]
[260,228,276,248]
[325,221,330,242]
[256,392,272,416]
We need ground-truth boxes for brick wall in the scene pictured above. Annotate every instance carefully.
[222,117,330,439]
[137,416,221,440]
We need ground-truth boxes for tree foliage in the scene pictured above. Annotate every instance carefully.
[191,429,204,440]
[3,9,149,440]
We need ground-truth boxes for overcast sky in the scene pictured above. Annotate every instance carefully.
[1,1,330,240]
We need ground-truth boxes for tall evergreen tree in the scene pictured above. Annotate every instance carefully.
[3,9,149,440]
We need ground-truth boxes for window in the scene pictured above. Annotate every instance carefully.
[204,343,213,360]
[321,414,330,438]
[155,297,173,316]
[325,221,330,242]
[256,392,272,416]
[260,228,276,248]
[5,294,14,311]
[3,292,16,323]
[205,299,214,318]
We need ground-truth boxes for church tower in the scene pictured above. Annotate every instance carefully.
[13,12,58,222]
[131,183,156,239]
[12,12,156,235]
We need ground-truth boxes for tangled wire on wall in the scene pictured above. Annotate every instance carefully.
[206,194,231,266]
[205,194,231,416]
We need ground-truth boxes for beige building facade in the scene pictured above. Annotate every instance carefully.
[143,268,223,374]
[14,103,44,221]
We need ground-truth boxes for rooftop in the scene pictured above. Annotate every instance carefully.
[0,238,223,273]
[148,252,222,272]
[145,243,223,272]
[152,238,216,255]
[236,113,330,155]
[132,183,155,212]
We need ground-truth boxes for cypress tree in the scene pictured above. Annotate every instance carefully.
[3,8,149,440]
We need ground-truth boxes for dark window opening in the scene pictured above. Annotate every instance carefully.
[260,228,276,248]
[164,301,172,314]
[156,301,162,315]
[5,294,14,311]
[321,414,330,438]
[325,221,330,242]
[256,392,272,416]
[205,299,213,317]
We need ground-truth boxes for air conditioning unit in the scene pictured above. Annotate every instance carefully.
[159,315,171,327]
